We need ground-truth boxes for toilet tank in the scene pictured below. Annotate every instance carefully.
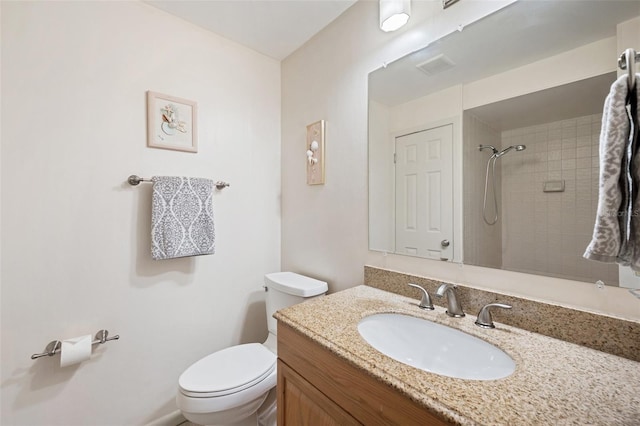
[264,272,328,335]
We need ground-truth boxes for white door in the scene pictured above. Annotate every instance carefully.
[395,124,453,260]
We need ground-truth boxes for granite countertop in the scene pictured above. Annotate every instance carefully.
[274,285,640,425]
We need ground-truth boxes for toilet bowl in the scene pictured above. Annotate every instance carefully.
[177,272,328,426]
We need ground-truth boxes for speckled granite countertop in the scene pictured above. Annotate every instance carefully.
[274,285,640,426]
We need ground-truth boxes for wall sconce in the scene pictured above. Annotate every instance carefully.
[379,0,411,32]
[306,120,325,185]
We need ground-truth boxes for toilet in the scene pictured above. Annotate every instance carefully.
[177,272,328,426]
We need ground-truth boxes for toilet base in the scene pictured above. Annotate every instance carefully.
[181,389,276,426]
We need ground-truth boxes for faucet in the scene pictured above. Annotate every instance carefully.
[475,303,512,328]
[435,283,465,317]
[407,283,434,310]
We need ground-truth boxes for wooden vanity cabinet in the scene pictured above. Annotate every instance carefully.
[277,322,452,426]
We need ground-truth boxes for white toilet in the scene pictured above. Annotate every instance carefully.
[177,272,328,426]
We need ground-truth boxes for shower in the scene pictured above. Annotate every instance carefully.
[478,144,526,225]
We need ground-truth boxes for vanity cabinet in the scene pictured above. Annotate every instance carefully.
[277,322,452,426]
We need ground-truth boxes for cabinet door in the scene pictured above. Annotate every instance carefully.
[278,360,361,426]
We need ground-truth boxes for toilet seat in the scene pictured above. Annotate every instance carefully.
[179,343,276,398]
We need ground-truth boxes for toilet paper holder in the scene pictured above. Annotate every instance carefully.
[31,329,119,360]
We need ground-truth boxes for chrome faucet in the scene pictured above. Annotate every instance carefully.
[475,303,512,328]
[407,283,434,310]
[435,283,465,317]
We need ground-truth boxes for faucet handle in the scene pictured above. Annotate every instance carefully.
[475,303,512,329]
[407,283,434,310]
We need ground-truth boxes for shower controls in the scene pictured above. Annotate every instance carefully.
[479,144,527,225]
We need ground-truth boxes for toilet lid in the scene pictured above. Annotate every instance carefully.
[179,343,276,397]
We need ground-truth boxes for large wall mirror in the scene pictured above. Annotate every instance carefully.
[368,0,640,287]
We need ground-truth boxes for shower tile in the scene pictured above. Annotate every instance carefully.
[561,126,577,139]
[576,168,591,181]
[548,150,562,161]
[562,149,576,160]
[576,147,591,159]
[548,170,562,180]
[548,120,562,130]
[535,130,548,141]
[577,136,591,147]
[548,138,562,151]
[533,123,548,133]
[562,138,577,150]
[562,159,576,170]
[576,116,591,126]
[577,124,591,137]
[577,157,592,170]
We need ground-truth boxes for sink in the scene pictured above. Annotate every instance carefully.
[357,313,515,380]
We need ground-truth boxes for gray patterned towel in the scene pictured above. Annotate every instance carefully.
[584,74,640,268]
[151,176,215,260]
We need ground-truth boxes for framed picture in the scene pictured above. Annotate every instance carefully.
[306,120,325,185]
[147,91,198,153]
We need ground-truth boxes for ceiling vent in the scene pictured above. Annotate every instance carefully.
[415,54,456,76]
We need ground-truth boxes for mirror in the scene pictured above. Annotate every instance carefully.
[368,0,640,286]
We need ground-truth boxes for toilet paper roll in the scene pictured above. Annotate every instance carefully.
[60,335,92,367]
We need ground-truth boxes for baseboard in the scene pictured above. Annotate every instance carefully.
[145,410,186,426]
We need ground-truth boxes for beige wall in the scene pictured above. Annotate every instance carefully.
[1,2,280,425]
[463,112,502,269]
[282,0,639,320]
[367,100,393,252]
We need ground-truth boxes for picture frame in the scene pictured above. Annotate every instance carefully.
[306,120,325,185]
[147,91,198,153]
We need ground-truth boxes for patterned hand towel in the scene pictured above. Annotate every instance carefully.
[618,76,640,271]
[151,176,215,260]
[584,74,639,266]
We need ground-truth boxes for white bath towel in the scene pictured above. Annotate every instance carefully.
[151,176,215,260]
[584,74,640,269]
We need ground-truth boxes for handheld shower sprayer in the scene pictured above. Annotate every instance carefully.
[478,144,526,225]
[496,144,527,158]
[479,144,526,158]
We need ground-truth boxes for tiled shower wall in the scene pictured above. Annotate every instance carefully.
[500,113,619,285]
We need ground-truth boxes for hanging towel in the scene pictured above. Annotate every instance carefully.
[151,176,215,260]
[584,74,639,267]
[618,75,640,270]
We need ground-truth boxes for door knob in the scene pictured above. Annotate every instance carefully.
[441,239,450,247]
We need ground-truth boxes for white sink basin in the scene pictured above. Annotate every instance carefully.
[357,313,515,380]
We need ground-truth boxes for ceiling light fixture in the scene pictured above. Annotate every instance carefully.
[379,0,411,32]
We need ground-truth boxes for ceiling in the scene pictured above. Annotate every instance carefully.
[369,0,640,107]
[145,0,358,60]
[467,72,616,132]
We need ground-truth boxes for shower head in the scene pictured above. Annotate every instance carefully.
[478,144,498,155]
[496,144,526,158]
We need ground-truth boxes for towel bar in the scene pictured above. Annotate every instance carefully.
[31,329,119,360]
[128,175,230,190]
[618,48,639,90]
